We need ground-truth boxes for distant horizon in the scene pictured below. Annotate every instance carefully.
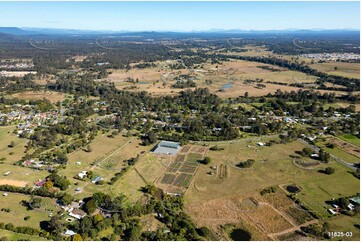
[0,1,359,32]
[1,26,360,34]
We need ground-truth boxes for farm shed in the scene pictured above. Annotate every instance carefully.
[152,141,181,155]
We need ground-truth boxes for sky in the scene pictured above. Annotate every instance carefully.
[0,1,359,31]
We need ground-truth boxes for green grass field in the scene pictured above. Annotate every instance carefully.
[296,165,359,218]
[108,153,165,202]
[310,62,360,79]
[324,147,359,164]
[0,229,48,241]
[337,134,360,147]
[327,215,360,241]
[0,126,27,164]
[0,193,60,230]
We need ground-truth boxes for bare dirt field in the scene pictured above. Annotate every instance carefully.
[0,179,28,187]
[11,91,65,103]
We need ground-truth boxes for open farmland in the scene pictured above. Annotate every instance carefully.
[337,133,361,147]
[0,126,27,164]
[110,59,348,98]
[0,193,60,230]
[11,91,65,103]
[184,138,359,239]
[108,153,166,202]
[310,62,360,79]
[156,145,207,194]
[59,132,154,201]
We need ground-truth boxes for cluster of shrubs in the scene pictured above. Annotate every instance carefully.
[209,145,224,151]
[108,157,140,185]
[108,166,130,185]
[0,222,47,238]
[260,186,278,195]
[236,159,255,168]
[0,185,64,198]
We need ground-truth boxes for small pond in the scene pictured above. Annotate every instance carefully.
[230,229,252,241]
[286,185,300,193]
[222,82,233,89]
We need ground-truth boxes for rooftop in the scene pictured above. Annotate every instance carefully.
[152,140,181,155]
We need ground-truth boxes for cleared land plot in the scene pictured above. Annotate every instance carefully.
[139,214,164,232]
[166,162,182,173]
[160,173,176,184]
[180,146,191,153]
[256,190,314,225]
[0,179,27,187]
[179,162,198,174]
[175,154,186,162]
[310,62,360,79]
[173,173,193,188]
[190,146,207,153]
[11,91,65,103]
[187,153,204,162]
[185,194,294,239]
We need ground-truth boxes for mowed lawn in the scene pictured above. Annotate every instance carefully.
[0,229,48,241]
[0,193,60,230]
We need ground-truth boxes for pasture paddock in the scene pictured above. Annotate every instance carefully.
[11,91,65,103]
[110,59,348,98]
[0,193,60,230]
[310,62,360,79]
[184,139,359,238]
[0,126,27,164]
[0,229,48,241]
